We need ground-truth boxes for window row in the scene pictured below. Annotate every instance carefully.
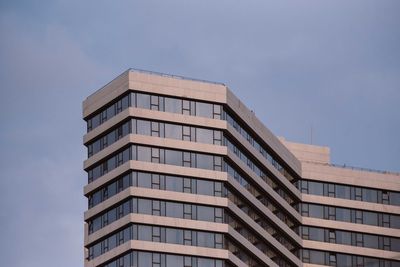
[87,145,223,183]
[87,118,223,158]
[299,179,400,206]
[88,197,224,234]
[301,249,399,267]
[301,203,400,229]
[226,190,298,253]
[301,226,400,252]
[88,171,225,209]
[87,120,131,157]
[87,93,130,132]
[225,212,295,267]
[86,91,223,132]
[132,119,222,145]
[225,111,296,183]
[88,224,223,260]
[224,138,296,206]
[101,251,225,267]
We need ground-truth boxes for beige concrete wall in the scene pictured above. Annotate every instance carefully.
[279,138,330,164]
[303,217,400,238]
[83,71,129,119]
[302,161,400,191]
[303,240,400,261]
[302,194,400,215]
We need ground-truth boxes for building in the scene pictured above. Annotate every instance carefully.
[82,69,400,267]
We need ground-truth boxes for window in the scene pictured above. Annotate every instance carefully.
[308,181,323,196]
[196,128,213,144]
[165,123,182,140]
[196,154,213,170]
[136,120,151,136]
[136,93,150,109]
[195,102,213,118]
[336,208,351,222]
[164,97,182,114]
[163,149,181,166]
[336,184,351,199]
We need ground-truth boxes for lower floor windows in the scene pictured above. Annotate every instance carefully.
[88,197,224,234]
[301,249,399,266]
[88,224,224,260]
[101,250,225,267]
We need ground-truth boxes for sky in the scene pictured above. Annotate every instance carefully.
[0,1,399,266]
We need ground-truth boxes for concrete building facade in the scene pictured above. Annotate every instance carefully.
[83,69,400,267]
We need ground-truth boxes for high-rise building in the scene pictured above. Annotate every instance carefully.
[83,69,400,267]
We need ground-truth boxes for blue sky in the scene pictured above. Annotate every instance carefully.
[0,1,399,266]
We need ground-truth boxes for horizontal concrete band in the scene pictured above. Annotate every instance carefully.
[302,194,400,215]
[84,133,227,170]
[85,240,231,267]
[302,217,400,238]
[83,70,227,119]
[303,240,400,261]
[302,162,400,192]
[84,160,227,196]
[85,213,229,246]
[84,187,228,221]
[83,107,227,145]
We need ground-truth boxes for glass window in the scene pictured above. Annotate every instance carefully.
[390,192,400,206]
[138,251,152,267]
[136,93,150,109]
[164,97,182,114]
[138,199,152,215]
[197,206,214,221]
[165,176,183,192]
[138,225,152,241]
[309,227,325,242]
[166,254,183,267]
[165,150,182,166]
[197,232,214,248]
[196,102,213,118]
[336,231,351,245]
[308,204,324,219]
[363,211,378,226]
[136,120,151,136]
[196,154,213,170]
[166,202,183,218]
[392,237,400,252]
[137,146,151,162]
[363,188,378,203]
[336,207,351,222]
[198,258,215,267]
[196,179,213,196]
[391,215,400,229]
[137,172,152,188]
[166,228,183,244]
[336,184,351,199]
[196,128,213,144]
[165,123,182,140]
[309,250,325,265]
[308,181,324,196]
[363,234,379,249]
